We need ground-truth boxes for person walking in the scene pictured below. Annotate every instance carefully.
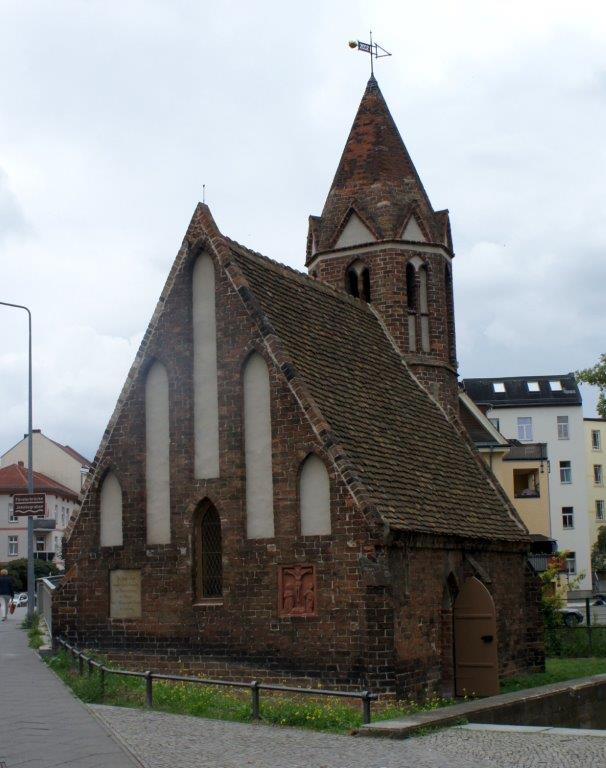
[0,568,15,620]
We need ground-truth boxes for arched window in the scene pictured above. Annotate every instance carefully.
[243,352,275,538]
[192,252,219,479]
[345,260,371,302]
[419,264,430,352]
[194,503,222,599]
[145,360,171,544]
[406,262,417,352]
[100,471,123,547]
[300,454,331,536]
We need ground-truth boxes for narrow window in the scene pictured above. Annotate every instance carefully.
[300,455,331,536]
[192,253,220,479]
[557,416,569,440]
[559,460,572,484]
[36,535,45,553]
[345,260,370,302]
[243,353,275,538]
[8,535,18,556]
[194,504,223,599]
[488,417,500,431]
[592,430,602,450]
[517,416,533,441]
[596,500,605,520]
[566,551,577,575]
[419,265,430,352]
[493,382,506,393]
[145,361,171,544]
[562,507,574,529]
[594,465,603,485]
[8,502,17,523]
[406,262,417,352]
[100,471,123,547]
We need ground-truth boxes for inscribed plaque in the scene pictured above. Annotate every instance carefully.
[110,569,142,619]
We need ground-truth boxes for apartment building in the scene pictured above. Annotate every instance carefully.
[463,374,592,589]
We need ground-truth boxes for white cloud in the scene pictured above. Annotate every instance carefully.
[1,0,605,459]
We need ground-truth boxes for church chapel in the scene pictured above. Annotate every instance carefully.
[54,76,543,698]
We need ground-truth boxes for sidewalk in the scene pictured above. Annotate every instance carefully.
[0,608,140,768]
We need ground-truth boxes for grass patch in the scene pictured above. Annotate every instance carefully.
[46,650,455,733]
[21,611,44,649]
[501,657,606,694]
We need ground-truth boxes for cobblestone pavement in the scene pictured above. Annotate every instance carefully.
[91,705,606,768]
[0,608,140,768]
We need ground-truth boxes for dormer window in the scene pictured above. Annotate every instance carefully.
[549,381,562,391]
[527,381,540,393]
[493,382,505,393]
[345,260,371,302]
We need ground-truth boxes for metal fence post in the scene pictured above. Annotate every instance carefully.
[586,596,593,655]
[250,680,260,721]
[99,666,106,699]
[87,658,93,676]
[145,671,153,708]
[78,653,84,676]
[362,691,372,725]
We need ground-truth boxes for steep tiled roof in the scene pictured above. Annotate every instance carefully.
[0,463,78,500]
[307,76,449,262]
[463,375,581,408]
[229,240,525,542]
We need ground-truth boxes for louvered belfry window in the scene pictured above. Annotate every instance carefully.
[195,505,223,599]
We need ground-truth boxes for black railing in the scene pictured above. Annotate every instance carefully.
[55,638,378,724]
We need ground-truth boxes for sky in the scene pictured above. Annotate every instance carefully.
[1,0,605,461]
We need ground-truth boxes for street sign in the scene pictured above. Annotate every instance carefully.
[13,493,45,516]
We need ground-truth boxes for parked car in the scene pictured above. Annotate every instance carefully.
[558,607,584,627]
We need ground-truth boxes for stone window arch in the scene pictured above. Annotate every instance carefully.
[300,454,331,536]
[145,359,171,545]
[345,259,371,302]
[193,501,223,599]
[419,264,430,352]
[192,251,220,480]
[406,262,417,351]
[99,471,123,547]
[243,351,275,538]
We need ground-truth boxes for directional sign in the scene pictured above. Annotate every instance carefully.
[13,493,46,517]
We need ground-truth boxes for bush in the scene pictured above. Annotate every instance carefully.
[0,558,59,592]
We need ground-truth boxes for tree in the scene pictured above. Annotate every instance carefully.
[538,551,584,654]
[576,354,606,419]
[592,525,606,572]
[0,558,60,592]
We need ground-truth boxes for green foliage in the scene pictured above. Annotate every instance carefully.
[46,650,456,733]
[592,526,606,571]
[576,354,606,419]
[538,551,585,655]
[20,611,44,649]
[0,558,59,592]
[502,657,606,693]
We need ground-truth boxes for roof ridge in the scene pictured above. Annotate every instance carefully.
[225,237,375,313]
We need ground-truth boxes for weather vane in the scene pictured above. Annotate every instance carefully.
[349,31,391,75]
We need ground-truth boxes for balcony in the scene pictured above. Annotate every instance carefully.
[513,468,540,499]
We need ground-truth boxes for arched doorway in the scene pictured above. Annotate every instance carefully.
[453,577,499,696]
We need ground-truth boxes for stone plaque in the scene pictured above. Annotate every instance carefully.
[110,569,142,619]
[278,564,316,617]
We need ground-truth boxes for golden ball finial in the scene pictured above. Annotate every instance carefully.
[348,40,358,49]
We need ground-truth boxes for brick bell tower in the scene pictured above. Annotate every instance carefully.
[306,75,458,415]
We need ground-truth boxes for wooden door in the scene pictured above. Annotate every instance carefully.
[453,577,499,696]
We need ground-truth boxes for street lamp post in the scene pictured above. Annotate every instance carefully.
[0,301,35,618]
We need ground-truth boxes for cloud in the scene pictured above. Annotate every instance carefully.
[0,0,605,462]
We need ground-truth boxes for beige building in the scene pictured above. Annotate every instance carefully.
[460,392,553,570]
[1,429,90,494]
[585,418,606,549]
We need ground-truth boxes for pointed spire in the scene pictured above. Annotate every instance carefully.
[308,77,445,259]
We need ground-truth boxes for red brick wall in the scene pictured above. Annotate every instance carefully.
[54,238,543,698]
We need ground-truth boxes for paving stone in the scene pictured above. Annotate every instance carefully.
[0,609,140,768]
[91,705,606,768]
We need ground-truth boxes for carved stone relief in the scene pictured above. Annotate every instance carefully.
[278,564,316,617]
